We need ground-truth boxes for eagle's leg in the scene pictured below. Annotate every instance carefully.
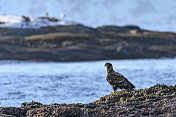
[112,85,118,94]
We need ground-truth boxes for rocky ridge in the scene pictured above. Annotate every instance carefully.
[0,84,175,117]
[0,24,176,61]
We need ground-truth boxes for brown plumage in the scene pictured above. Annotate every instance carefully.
[105,62,135,93]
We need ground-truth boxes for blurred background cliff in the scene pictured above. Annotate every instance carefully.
[0,0,176,32]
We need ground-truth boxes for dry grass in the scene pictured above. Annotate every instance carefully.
[25,33,92,40]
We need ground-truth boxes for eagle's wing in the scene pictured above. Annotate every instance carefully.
[107,71,135,89]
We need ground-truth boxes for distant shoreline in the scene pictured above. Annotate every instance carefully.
[0,24,176,62]
[0,57,176,63]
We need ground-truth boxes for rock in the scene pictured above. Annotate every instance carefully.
[21,100,43,108]
[0,84,175,116]
[96,25,129,34]
[39,16,59,22]
[124,25,140,30]
[0,24,176,61]
[0,107,28,117]
[0,21,5,24]
[22,16,31,22]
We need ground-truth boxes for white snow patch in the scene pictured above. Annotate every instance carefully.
[0,15,77,29]
[0,0,176,32]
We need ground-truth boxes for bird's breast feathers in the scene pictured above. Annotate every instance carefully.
[106,72,129,86]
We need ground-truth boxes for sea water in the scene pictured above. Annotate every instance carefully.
[0,58,175,107]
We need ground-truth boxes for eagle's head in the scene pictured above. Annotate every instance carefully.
[104,62,112,67]
[105,62,113,72]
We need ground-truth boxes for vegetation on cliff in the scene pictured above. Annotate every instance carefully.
[0,24,176,61]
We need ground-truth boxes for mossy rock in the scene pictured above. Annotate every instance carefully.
[21,100,43,108]
[94,84,176,104]
[22,16,31,22]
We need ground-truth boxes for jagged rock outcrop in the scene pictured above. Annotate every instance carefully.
[0,84,175,117]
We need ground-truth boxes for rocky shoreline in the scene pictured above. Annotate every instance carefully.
[0,84,175,117]
[0,24,176,61]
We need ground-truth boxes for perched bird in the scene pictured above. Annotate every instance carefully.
[45,12,49,18]
[61,13,66,19]
[105,62,135,93]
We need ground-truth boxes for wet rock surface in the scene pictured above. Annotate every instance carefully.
[0,24,176,61]
[0,84,175,117]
